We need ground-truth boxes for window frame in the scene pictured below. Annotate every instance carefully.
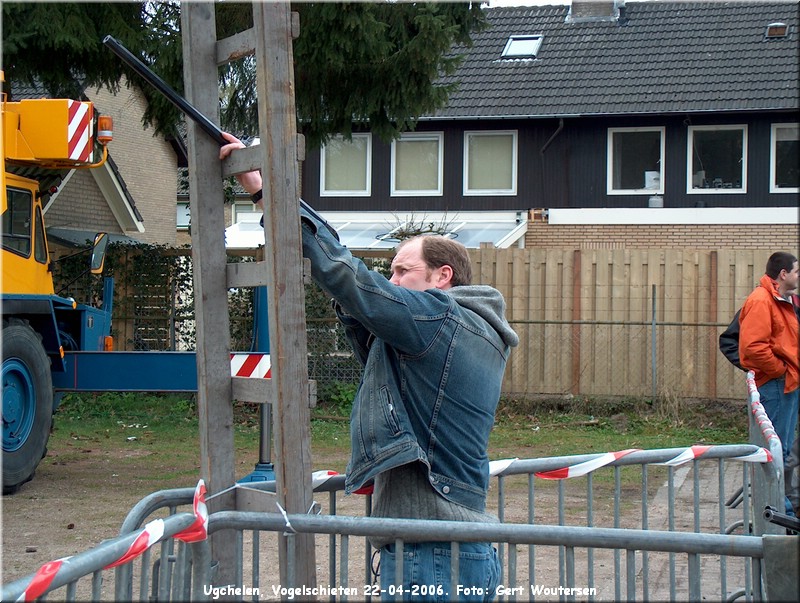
[390,132,444,197]
[769,123,799,193]
[463,130,518,196]
[2,186,34,258]
[606,126,666,196]
[176,201,191,230]
[686,124,748,194]
[319,133,372,197]
[232,201,263,225]
[501,35,544,59]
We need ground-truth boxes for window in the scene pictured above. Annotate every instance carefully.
[464,131,518,195]
[33,206,47,264]
[391,132,443,196]
[2,187,33,257]
[607,127,665,195]
[232,201,262,225]
[320,134,371,196]
[765,22,789,38]
[501,35,544,59]
[770,123,799,193]
[687,125,747,193]
[177,202,190,229]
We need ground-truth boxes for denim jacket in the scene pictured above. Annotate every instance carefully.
[301,209,519,511]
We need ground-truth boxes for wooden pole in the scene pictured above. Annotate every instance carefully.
[181,1,238,585]
[252,1,317,588]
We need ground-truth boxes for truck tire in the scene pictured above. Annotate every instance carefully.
[2,319,53,494]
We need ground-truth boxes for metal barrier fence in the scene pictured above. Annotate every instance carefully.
[4,441,785,602]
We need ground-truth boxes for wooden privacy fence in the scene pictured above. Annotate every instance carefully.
[469,248,776,400]
[106,247,779,401]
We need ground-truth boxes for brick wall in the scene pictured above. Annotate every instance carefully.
[90,79,178,246]
[525,221,800,250]
[46,171,124,235]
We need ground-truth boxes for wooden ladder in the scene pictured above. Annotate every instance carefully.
[181,1,316,588]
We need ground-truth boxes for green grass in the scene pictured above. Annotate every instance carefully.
[55,391,748,465]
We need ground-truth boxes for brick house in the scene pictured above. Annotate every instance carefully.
[291,0,798,251]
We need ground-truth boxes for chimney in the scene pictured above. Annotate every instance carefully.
[566,0,621,23]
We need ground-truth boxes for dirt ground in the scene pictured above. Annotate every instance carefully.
[2,427,753,601]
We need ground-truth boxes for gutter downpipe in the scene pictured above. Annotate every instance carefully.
[541,117,565,156]
[539,117,565,208]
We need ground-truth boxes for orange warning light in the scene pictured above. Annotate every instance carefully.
[97,115,113,145]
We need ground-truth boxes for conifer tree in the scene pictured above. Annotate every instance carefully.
[2,1,485,148]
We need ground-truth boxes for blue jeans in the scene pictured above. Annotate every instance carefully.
[379,541,500,602]
[758,378,800,515]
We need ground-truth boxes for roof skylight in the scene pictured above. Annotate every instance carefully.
[765,22,789,38]
[501,35,543,59]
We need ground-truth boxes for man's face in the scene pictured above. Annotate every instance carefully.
[389,238,447,291]
[782,260,800,292]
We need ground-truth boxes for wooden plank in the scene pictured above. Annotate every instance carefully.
[628,249,650,392]
[509,247,529,395]
[708,251,718,399]
[181,1,238,584]
[593,251,611,395]
[215,27,256,63]
[251,1,316,588]
[571,250,581,394]
[662,250,682,398]
[543,250,566,392]
[226,260,269,289]
[610,249,629,395]
[680,251,697,395]
[231,377,274,403]
[530,249,547,390]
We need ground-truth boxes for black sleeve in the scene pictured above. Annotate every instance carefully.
[719,309,745,371]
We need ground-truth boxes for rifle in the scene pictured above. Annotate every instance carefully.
[102,35,338,239]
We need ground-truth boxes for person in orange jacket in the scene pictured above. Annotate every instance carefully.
[740,251,799,514]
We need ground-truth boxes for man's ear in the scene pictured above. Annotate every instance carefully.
[436,265,454,288]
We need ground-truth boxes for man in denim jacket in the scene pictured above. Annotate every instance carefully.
[221,133,519,601]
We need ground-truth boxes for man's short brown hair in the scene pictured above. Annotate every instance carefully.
[399,235,473,287]
[766,252,798,279]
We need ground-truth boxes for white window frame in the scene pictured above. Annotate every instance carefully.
[686,124,748,194]
[319,133,372,197]
[390,132,444,197]
[770,123,799,193]
[501,35,544,59]
[176,201,190,230]
[232,201,263,225]
[463,130,518,196]
[606,127,666,195]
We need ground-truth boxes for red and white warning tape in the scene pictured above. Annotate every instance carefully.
[311,470,373,495]
[746,371,782,448]
[16,558,70,602]
[529,444,772,481]
[536,449,640,480]
[17,480,208,601]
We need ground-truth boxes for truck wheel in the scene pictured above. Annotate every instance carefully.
[2,319,53,494]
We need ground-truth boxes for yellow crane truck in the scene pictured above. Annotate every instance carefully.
[2,71,114,493]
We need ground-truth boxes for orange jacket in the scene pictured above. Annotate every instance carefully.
[739,274,799,393]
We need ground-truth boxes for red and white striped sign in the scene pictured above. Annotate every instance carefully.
[230,353,271,378]
[67,101,92,162]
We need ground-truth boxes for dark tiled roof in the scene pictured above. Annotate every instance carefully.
[431,1,799,119]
